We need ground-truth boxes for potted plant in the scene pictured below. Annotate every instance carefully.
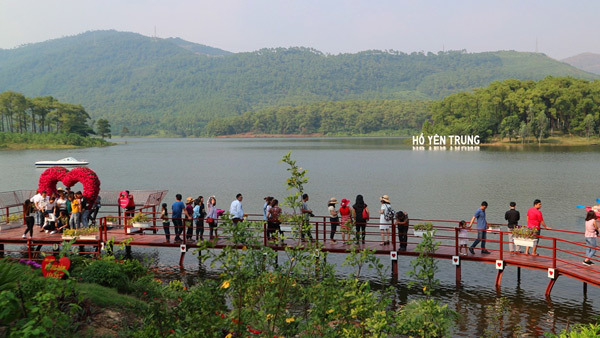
[62,228,77,240]
[105,216,117,226]
[511,226,537,247]
[78,226,99,240]
[128,212,151,230]
[413,222,434,237]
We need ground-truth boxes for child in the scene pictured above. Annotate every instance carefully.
[458,220,469,255]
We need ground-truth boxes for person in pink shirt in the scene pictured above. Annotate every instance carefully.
[526,199,551,256]
[583,210,599,266]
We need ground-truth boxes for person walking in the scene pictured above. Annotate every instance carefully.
[583,210,598,266]
[379,195,392,245]
[526,199,551,256]
[505,202,521,253]
[22,200,35,239]
[468,201,491,254]
[300,194,314,240]
[185,197,195,241]
[351,195,369,244]
[327,198,339,243]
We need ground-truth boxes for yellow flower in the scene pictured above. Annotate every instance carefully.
[225,334,232,338]
[266,314,273,320]
[286,317,295,323]
[291,281,297,287]
[220,280,230,289]
[327,309,334,314]
[422,286,427,292]
[242,245,247,250]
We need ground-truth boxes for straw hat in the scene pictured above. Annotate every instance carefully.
[380,195,390,203]
[186,197,194,203]
[328,197,338,204]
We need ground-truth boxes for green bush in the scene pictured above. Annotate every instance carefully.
[79,259,129,292]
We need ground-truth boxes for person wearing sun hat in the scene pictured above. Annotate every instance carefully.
[327,197,339,243]
[379,195,392,245]
[339,198,352,243]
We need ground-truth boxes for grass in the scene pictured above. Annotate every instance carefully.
[77,282,146,309]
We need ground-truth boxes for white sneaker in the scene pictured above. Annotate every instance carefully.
[50,231,57,234]
[45,230,49,233]
[22,234,26,238]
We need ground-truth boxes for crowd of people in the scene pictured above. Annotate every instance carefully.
[20,190,598,265]
[23,188,101,238]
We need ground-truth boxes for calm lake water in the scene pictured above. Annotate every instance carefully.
[1,137,599,335]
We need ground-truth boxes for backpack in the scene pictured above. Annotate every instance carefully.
[362,208,370,221]
[384,204,395,222]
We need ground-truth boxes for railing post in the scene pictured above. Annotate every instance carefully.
[499,230,503,261]
[552,238,557,269]
[455,227,459,256]
[315,221,319,242]
[323,219,327,244]
[391,220,396,251]
[263,222,267,246]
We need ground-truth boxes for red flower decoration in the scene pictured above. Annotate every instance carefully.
[37,166,101,209]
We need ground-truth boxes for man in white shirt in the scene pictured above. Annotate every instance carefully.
[229,193,244,225]
[30,190,48,226]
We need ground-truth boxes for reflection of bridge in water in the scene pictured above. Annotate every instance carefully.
[1,192,598,298]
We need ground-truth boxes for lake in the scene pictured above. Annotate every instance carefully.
[1,137,599,335]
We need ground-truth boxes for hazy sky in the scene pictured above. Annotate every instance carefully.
[1,0,598,60]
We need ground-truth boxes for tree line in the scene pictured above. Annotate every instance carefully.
[0,91,109,137]
[204,100,431,136]
[425,76,600,143]
[1,30,596,136]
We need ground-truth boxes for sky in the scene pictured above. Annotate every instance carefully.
[1,0,599,60]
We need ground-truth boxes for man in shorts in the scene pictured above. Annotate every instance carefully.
[526,199,551,256]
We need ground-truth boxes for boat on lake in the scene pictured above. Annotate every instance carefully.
[35,157,89,167]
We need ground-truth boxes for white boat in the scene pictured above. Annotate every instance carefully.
[35,157,89,167]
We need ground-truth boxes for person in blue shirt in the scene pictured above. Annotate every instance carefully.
[468,201,491,254]
[172,194,188,242]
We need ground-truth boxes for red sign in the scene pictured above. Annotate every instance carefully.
[41,255,71,279]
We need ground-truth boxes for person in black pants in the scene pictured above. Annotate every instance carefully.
[396,211,409,251]
[22,200,35,239]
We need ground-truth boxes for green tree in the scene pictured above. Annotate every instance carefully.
[96,118,111,138]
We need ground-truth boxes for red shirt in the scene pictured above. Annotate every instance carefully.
[527,207,544,229]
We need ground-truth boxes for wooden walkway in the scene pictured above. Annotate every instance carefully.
[1,216,598,297]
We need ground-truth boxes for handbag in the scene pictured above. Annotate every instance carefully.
[362,208,370,221]
[206,217,214,223]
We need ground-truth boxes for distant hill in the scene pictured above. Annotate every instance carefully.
[0,30,597,136]
[562,53,600,75]
[165,37,231,56]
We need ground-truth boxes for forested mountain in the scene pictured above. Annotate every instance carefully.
[562,53,600,75]
[0,30,597,136]
[427,77,600,143]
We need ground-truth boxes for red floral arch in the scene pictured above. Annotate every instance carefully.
[38,166,101,207]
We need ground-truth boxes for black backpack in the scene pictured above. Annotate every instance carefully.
[384,204,395,221]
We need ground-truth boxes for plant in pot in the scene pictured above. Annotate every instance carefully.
[128,212,150,228]
[62,228,77,240]
[413,222,434,237]
[105,216,118,225]
[511,226,537,247]
[78,226,99,240]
